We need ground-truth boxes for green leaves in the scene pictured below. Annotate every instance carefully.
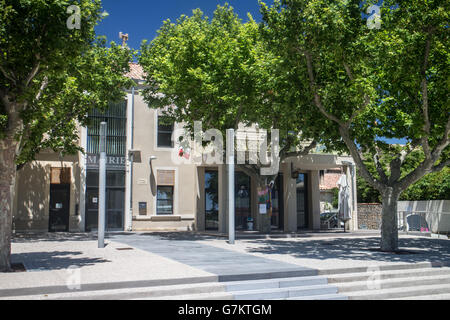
[0,1,134,164]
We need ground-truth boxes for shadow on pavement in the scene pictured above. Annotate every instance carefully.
[243,237,450,264]
[11,251,111,271]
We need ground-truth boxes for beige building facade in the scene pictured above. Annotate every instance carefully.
[13,65,358,234]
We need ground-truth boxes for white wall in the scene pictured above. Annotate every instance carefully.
[397,200,450,233]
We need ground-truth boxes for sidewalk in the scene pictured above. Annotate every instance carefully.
[1,231,449,299]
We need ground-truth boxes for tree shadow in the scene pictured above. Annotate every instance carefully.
[11,251,110,271]
[243,237,450,264]
[13,232,98,243]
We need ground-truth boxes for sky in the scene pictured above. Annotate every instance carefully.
[95,0,274,51]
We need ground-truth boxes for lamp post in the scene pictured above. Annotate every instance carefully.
[227,129,235,244]
[98,122,107,248]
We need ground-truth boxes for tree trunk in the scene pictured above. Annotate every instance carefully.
[380,187,400,252]
[0,137,18,272]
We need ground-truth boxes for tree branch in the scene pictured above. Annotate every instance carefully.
[342,61,371,125]
[420,34,433,159]
[303,50,345,127]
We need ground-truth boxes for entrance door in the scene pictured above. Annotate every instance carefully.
[49,184,70,232]
[205,171,219,230]
[271,174,284,230]
[85,170,125,231]
[296,173,309,229]
[235,172,251,230]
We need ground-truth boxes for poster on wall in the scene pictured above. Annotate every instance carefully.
[257,187,269,215]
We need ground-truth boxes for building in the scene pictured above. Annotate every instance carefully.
[319,168,344,212]
[12,63,358,234]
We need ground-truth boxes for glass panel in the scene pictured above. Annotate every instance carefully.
[158,132,173,148]
[235,172,251,230]
[271,174,283,230]
[85,169,125,231]
[296,173,308,229]
[157,186,173,215]
[205,171,219,230]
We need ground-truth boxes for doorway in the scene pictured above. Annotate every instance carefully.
[271,174,284,230]
[49,184,70,232]
[85,170,125,231]
[235,171,251,230]
[296,173,309,229]
[205,170,219,230]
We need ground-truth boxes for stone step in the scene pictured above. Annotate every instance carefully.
[336,274,450,293]
[328,267,450,283]
[281,293,348,300]
[318,261,447,276]
[223,275,329,292]
[147,292,234,300]
[389,293,450,300]
[1,282,227,300]
[345,283,450,300]
[231,284,339,300]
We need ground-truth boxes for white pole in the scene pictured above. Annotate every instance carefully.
[227,129,235,244]
[98,122,107,248]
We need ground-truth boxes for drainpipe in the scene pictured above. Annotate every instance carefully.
[125,87,135,231]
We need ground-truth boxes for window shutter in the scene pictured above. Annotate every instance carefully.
[157,170,175,186]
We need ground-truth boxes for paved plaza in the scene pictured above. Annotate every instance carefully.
[1,231,449,299]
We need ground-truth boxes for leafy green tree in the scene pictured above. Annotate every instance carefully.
[357,151,450,202]
[139,4,323,232]
[261,0,449,251]
[0,0,133,271]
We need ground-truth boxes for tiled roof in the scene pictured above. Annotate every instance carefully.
[125,63,146,80]
[319,172,341,191]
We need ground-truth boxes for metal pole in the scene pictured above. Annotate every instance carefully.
[227,129,235,244]
[98,122,107,248]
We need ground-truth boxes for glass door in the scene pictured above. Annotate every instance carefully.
[271,174,284,230]
[296,173,309,229]
[235,172,251,230]
[205,170,219,230]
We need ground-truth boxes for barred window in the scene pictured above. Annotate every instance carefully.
[87,101,127,155]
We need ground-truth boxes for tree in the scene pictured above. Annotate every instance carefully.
[357,150,450,202]
[0,0,133,271]
[261,0,449,251]
[139,4,322,231]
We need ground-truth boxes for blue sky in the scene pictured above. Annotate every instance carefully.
[95,0,273,50]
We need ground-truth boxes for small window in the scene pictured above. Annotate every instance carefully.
[157,186,174,215]
[157,115,174,148]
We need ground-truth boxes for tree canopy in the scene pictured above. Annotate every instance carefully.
[0,0,134,271]
[139,4,321,181]
[260,0,449,251]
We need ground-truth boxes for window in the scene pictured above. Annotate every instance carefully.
[157,186,174,215]
[157,115,174,148]
[87,101,127,155]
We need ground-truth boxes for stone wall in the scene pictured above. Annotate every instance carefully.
[357,203,382,230]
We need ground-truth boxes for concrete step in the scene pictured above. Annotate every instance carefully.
[336,274,450,293]
[147,292,234,300]
[282,293,348,300]
[231,284,338,300]
[223,275,328,292]
[318,262,447,276]
[389,293,450,300]
[328,267,450,284]
[2,282,228,300]
[345,283,450,300]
